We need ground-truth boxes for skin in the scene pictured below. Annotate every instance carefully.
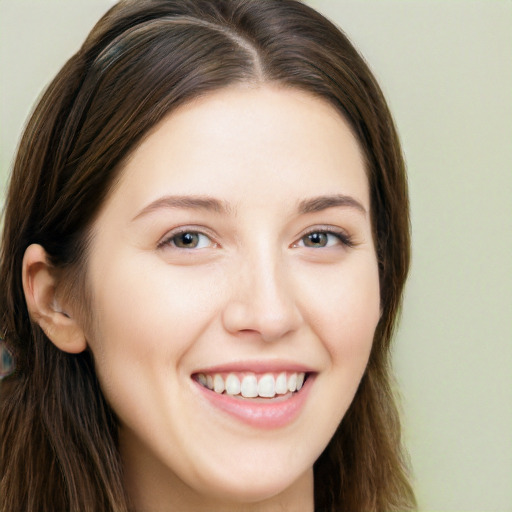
[24,85,380,511]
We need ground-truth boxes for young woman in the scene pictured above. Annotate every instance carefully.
[0,1,416,510]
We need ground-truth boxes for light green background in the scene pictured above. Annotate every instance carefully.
[1,1,511,510]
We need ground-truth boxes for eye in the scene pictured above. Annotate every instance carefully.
[295,229,353,249]
[160,231,214,249]
[302,232,338,248]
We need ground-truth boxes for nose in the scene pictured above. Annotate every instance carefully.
[221,248,303,343]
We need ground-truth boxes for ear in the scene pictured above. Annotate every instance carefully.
[22,244,87,354]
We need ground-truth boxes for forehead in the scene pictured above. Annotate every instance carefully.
[106,85,369,215]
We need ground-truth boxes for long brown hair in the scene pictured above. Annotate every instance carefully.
[0,1,415,510]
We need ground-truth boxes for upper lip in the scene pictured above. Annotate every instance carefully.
[191,359,317,375]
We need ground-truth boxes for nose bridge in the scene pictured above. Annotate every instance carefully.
[223,238,301,342]
[251,242,291,312]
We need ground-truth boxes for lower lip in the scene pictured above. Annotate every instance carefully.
[193,375,314,429]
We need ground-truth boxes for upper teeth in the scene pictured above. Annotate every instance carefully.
[196,372,306,399]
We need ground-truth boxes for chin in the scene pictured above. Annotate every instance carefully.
[196,469,309,506]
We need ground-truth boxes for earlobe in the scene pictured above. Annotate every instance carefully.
[22,244,87,354]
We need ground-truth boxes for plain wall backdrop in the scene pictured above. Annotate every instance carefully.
[1,1,511,510]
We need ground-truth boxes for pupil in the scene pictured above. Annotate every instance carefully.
[177,232,198,247]
[308,232,327,246]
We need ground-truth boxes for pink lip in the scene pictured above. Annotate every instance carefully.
[192,373,315,430]
[192,360,315,375]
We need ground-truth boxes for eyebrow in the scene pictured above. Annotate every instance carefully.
[132,195,231,220]
[297,194,367,216]
[133,193,366,221]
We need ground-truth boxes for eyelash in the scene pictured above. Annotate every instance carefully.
[296,227,354,249]
[158,226,353,250]
[157,228,217,250]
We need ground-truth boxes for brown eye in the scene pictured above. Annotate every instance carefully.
[303,232,329,248]
[168,232,212,249]
[173,232,199,248]
[296,230,352,249]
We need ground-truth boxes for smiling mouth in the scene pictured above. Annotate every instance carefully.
[192,369,315,428]
[193,371,308,399]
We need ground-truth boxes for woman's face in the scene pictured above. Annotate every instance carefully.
[84,85,380,507]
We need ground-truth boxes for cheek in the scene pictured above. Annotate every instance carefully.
[298,256,380,362]
[86,256,221,390]
[291,256,380,445]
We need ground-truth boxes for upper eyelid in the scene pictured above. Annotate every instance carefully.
[156,224,353,247]
[295,226,355,247]
[300,225,348,235]
[157,226,218,248]
[299,225,352,239]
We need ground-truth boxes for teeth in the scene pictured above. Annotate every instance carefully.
[196,372,306,398]
[241,375,258,398]
[296,372,305,390]
[225,373,241,395]
[275,372,287,395]
[213,374,225,394]
[287,373,297,392]
[258,373,275,398]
